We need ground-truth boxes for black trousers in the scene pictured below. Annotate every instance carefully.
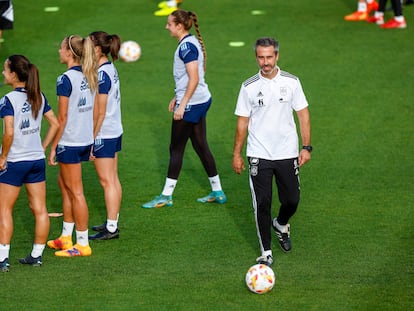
[379,0,403,15]
[248,157,300,253]
[0,1,13,30]
[167,117,218,180]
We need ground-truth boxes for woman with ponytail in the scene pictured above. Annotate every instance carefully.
[0,55,59,272]
[142,10,226,209]
[88,31,123,241]
[47,35,98,257]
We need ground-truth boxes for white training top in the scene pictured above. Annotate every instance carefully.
[96,61,123,139]
[56,66,94,146]
[173,34,211,106]
[235,68,308,160]
[0,88,50,162]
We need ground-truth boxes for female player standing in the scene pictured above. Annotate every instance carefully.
[47,35,98,257]
[88,31,123,241]
[0,55,59,271]
[142,10,226,208]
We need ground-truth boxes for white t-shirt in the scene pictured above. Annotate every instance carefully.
[235,68,308,160]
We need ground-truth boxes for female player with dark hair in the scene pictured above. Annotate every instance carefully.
[142,10,226,208]
[88,31,123,240]
[47,35,98,257]
[0,55,59,272]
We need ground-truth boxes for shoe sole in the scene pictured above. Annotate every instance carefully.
[381,25,407,29]
[89,235,119,241]
[89,232,120,240]
[197,197,227,204]
[142,202,173,209]
[18,261,42,267]
[55,252,91,257]
[344,17,367,21]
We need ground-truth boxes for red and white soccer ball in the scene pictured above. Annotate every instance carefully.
[119,40,141,62]
[245,264,275,294]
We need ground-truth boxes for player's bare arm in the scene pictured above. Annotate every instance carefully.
[296,107,311,166]
[232,116,249,174]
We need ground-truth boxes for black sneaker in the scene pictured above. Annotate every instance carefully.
[255,254,273,267]
[89,228,119,240]
[92,222,107,232]
[18,255,42,267]
[1,258,10,272]
[272,219,292,252]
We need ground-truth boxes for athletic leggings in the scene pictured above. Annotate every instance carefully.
[379,0,403,16]
[167,117,218,179]
[248,157,300,252]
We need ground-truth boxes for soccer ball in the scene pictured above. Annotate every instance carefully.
[119,40,141,62]
[245,264,275,294]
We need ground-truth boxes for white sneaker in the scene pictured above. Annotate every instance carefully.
[256,254,273,266]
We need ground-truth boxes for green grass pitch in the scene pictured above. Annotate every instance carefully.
[0,0,413,310]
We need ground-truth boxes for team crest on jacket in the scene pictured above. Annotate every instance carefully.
[249,158,259,176]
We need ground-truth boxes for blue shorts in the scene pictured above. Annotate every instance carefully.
[56,144,92,164]
[93,135,122,158]
[181,98,212,123]
[0,159,46,186]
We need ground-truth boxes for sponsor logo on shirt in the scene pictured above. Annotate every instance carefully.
[80,78,90,91]
[20,119,40,135]
[21,102,31,113]
[78,97,92,113]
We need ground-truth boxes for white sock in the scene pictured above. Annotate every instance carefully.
[0,244,10,261]
[76,230,89,247]
[274,219,288,233]
[366,0,374,4]
[62,221,74,237]
[375,11,384,17]
[262,250,272,258]
[209,175,222,192]
[162,178,177,196]
[358,2,367,12]
[31,244,45,258]
[106,219,118,233]
[395,15,405,22]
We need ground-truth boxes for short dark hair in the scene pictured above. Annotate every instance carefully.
[255,37,279,54]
